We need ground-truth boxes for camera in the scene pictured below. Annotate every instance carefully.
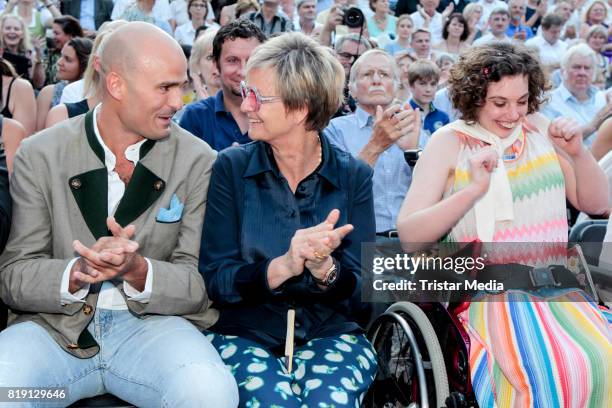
[342,7,365,28]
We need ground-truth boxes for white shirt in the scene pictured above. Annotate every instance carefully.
[112,0,172,22]
[59,79,85,104]
[60,104,154,310]
[525,36,567,67]
[473,32,512,46]
[410,10,444,42]
[174,22,196,45]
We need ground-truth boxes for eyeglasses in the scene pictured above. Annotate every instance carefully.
[337,52,360,62]
[240,81,281,111]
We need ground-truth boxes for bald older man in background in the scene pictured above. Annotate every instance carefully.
[0,22,238,407]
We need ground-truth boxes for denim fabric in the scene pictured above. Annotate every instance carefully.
[0,310,238,407]
[179,91,251,151]
[200,136,375,350]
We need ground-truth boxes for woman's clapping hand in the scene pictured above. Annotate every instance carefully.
[282,209,353,279]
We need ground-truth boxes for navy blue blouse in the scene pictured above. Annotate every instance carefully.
[199,134,375,351]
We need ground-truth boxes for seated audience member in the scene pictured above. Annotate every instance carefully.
[175,0,209,46]
[579,0,609,39]
[410,0,446,43]
[0,57,36,136]
[435,52,455,88]
[408,59,450,147]
[585,25,611,85]
[397,41,610,408]
[201,32,377,407]
[433,12,470,55]
[170,0,216,29]
[463,2,483,44]
[325,49,420,237]
[45,15,83,86]
[473,7,511,46]
[0,22,238,406]
[37,37,92,130]
[411,28,434,59]
[245,0,293,36]
[0,113,26,173]
[0,14,44,88]
[475,0,507,30]
[189,27,220,100]
[367,0,396,44]
[384,14,413,55]
[541,43,611,147]
[334,33,373,115]
[119,0,173,33]
[524,13,567,73]
[62,0,113,35]
[179,19,265,150]
[506,0,533,41]
[296,0,321,37]
[396,50,416,103]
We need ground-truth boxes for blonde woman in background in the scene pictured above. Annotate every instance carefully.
[189,27,220,100]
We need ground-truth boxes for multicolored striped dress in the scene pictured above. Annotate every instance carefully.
[445,121,612,407]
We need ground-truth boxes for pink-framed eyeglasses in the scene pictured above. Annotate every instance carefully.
[240,81,282,111]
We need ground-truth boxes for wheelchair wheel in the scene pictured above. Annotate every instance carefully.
[364,302,449,408]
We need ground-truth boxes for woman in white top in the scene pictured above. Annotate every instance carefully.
[175,0,209,46]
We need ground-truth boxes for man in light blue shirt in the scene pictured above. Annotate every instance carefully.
[324,49,420,236]
[541,43,612,147]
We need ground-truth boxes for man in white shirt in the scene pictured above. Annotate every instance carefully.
[297,0,322,37]
[542,43,612,147]
[0,22,238,407]
[473,7,512,45]
[525,13,567,72]
[476,0,508,30]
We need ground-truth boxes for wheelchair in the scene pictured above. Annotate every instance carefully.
[363,301,474,408]
[362,219,611,408]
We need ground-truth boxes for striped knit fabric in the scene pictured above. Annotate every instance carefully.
[445,122,612,408]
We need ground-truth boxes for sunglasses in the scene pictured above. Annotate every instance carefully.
[240,81,281,111]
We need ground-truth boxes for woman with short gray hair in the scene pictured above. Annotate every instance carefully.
[200,32,377,407]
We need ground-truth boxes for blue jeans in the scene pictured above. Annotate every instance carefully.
[0,310,239,407]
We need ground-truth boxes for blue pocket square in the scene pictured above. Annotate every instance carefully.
[156,194,184,223]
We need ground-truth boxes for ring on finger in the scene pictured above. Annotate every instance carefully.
[313,250,327,260]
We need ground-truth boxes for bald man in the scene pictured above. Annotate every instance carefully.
[0,22,238,407]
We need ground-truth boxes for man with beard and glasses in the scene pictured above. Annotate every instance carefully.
[179,19,265,151]
[542,43,612,147]
[324,49,421,239]
[0,22,238,407]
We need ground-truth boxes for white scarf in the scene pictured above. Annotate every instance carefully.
[446,120,522,242]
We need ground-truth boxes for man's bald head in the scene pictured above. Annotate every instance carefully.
[98,22,186,82]
[97,22,190,141]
